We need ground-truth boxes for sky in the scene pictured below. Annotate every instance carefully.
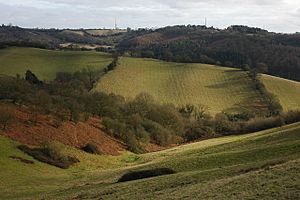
[0,0,299,33]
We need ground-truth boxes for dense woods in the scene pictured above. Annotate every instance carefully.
[118,25,300,81]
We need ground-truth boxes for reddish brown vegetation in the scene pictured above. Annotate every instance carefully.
[0,105,125,155]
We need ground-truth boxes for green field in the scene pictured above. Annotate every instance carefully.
[86,29,127,36]
[96,57,266,114]
[262,74,300,111]
[1,122,300,199]
[0,47,112,80]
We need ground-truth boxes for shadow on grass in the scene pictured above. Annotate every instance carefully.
[117,168,175,183]
[18,145,79,169]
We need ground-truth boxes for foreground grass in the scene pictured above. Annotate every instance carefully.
[96,57,266,114]
[261,74,300,111]
[0,134,140,199]
[1,122,300,199]
[0,47,112,80]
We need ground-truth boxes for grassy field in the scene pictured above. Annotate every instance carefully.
[0,47,112,80]
[262,74,300,111]
[96,57,266,114]
[86,29,127,36]
[1,122,300,199]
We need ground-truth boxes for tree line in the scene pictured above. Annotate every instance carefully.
[118,25,300,81]
[1,69,300,153]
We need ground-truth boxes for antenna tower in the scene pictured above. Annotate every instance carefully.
[115,18,117,30]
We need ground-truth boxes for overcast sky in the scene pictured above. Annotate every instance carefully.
[0,0,299,33]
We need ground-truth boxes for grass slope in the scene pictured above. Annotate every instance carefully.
[262,74,300,111]
[51,123,300,199]
[96,57,266,114]
[0,47,112,80]
[0,134,137,199]
[1,123,300,199]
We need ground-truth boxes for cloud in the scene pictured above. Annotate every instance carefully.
[0,0,299,32]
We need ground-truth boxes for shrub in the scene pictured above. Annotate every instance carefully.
[184,121,216,141]
[102,117,127,138]
[25,70,43,85]
[82,143,101,154]
[224,111,255,122]
[142,120,174,146]
[125,132,143,153]
[42,141,65,161]
[18,142,79,169]
[53,118,63,128]
[282,110,300,124]
[83,112,92,121]
[133,126,150,144]
[244,116,285,133]
[214,113,241,135]
[0,107,14,130]
[118,168,175,182]
[146,104,185,134]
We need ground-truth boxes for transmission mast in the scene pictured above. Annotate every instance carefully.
[115,18,118,30]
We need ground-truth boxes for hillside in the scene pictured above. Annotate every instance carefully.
[1,122,299,199]
[119,25,300,81]
[86,29,127,36]
[0,26,126,48]
[0,47,112,80]
[0,104,125,155]
[2,25,300,82]
[261,74,300,111]
[96,57,267,115]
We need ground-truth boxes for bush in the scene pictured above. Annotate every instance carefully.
[125,132,143,153]
[224,111,255,122]
[18,142,79,169]
[142,120,174,146]
[25,70,43,85]
[53,118,63,128]
[184,121,215,141]
[283,110,300,124]
[146,104,184,134]
[118,168,175,182]
[214,113,241,135]
[82,143,101,154]
[102,117,127,138]
[0,107,15,130]
[244,116,285,133]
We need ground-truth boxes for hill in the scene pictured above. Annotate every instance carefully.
[1,122,299,199]
[96,57,268,115]
[86,29,127,36]
[0,47,112,80]
[118,25,300,81]
[0,26,126,48]
[2,25,300,81]
[261,74,300,111]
